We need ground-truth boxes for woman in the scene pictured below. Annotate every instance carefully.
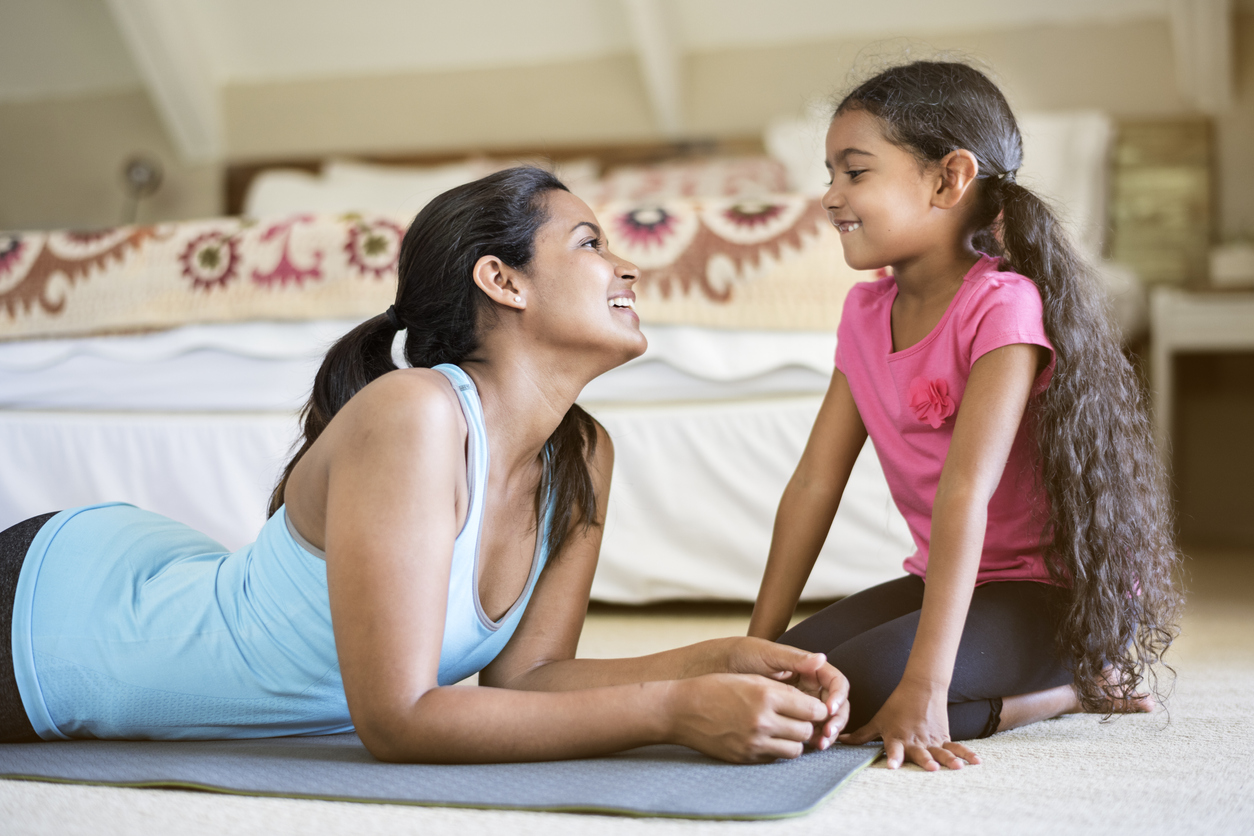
[1,167,847,763]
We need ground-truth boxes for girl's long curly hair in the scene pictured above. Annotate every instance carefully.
[837,61,1181,711]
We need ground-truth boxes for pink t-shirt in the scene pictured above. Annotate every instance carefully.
[834,255,1056,585]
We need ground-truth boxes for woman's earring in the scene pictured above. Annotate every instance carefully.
[513,296,522,303]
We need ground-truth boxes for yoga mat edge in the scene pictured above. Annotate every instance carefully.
[0,745,882,821]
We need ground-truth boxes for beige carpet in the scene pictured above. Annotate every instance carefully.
[4,550,1252,835]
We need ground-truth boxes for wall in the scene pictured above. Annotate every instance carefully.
[0,90,219,230]
[0,13,1250,236]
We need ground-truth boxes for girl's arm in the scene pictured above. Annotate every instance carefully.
[840,343,1046,771]
[321,372,836,764]
[748,370,868,641]
[481,422,849,745]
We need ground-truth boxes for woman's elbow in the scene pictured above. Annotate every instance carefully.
[350,691,435,763]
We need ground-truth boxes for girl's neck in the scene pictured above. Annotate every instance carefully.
[890,241,982,302]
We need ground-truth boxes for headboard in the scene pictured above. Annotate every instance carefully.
[224,136,766,217]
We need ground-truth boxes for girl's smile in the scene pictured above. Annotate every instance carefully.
[822,109,944,273]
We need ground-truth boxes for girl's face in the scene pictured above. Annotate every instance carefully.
[523,189,647,368]
[821,109,944,271]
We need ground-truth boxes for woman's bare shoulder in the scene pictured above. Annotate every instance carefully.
[332,368,467,450]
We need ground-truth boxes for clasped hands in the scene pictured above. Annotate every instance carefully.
[681,637,849,759]
[702,642,980,771]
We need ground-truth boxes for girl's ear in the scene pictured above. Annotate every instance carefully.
[472,255,526,310]
[932,149,980,210]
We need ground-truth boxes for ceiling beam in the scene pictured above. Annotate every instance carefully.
[621,0,684,137]
[1169,0,1234,113]
[104,0,222,162]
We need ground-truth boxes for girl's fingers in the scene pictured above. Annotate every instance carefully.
[838,720,878,745]
[945,741,981,764]
[930,745,964,770]
[882,739,905,769]
[906,744,940,772]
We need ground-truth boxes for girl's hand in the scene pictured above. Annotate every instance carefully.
[668,673,833,763]
[714,638,850,745]
[838,679,980,771]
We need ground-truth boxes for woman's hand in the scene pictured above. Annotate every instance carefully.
[668,673,835,763]
[708,637,850,745]
[838,678,980,771]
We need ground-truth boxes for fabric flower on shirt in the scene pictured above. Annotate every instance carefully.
[908,376,955,428]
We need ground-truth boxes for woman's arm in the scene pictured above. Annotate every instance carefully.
[840,343,1046,771]
[482,421,849,746]
[320,373,835,763]
[748,370,868,641]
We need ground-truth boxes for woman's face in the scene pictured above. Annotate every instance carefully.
[522,189,647,368]
[821,109,941,271]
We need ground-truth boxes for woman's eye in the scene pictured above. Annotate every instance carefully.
[582,237,602,249]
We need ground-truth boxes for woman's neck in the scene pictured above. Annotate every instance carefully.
[459,345,590,479]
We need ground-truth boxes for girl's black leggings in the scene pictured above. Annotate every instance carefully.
[777,574,1073,740]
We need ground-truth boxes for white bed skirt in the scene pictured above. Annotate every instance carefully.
[0,398,911,603]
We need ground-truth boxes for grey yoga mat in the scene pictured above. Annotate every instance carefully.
[0,733,880,819]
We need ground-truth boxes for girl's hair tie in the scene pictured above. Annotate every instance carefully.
[385,305,402,330]
[995,170,1017,185]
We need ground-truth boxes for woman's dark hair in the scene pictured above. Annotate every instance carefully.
[269,166,601,560]
[837,61,1181,711]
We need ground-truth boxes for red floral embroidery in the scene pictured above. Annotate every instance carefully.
[908,377,955,428]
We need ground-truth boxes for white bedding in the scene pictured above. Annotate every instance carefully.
[0,321,836,411]
[0,320,912,602]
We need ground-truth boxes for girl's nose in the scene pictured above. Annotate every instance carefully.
[822,182,843,213]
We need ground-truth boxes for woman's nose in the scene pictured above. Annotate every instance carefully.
[612,252,639,283]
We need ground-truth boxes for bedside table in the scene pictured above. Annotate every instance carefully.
[1150,287,1254,461]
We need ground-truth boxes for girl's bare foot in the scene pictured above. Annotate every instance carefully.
[996,671,1153,734]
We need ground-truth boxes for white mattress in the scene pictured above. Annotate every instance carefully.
[0,320,912,602]
[0,321,836,411]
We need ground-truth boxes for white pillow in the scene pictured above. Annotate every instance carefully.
[764,99,834,198]
[245,157,603,219]
[243,168,356,219]
[1016,111,1114,260]
[320,159,484,216]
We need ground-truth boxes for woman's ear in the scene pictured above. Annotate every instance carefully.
[932,149,980,210]
[472,255,526,310]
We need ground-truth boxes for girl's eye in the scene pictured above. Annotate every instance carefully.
[846,169,866,180]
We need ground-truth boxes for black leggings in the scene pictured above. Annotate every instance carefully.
[778,575,1072,740]
[0,512,58,743]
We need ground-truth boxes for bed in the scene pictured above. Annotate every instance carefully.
[0,111,1143,603]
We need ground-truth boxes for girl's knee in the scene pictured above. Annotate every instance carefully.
[828,644,907,729]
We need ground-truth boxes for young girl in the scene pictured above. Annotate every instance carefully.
[749,61,1180,772]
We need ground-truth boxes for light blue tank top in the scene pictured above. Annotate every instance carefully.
[10,364,554,740]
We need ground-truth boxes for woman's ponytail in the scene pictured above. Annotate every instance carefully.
[268,312,400,516]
